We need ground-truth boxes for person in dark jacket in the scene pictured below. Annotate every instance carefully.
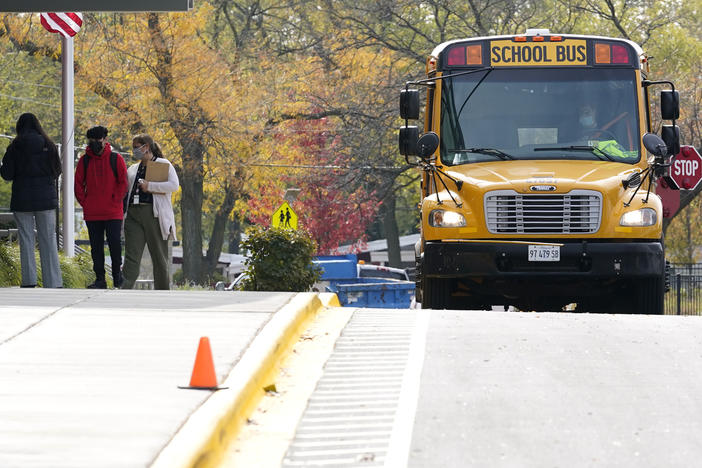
[74,125,128,289]
[0,113,63,288]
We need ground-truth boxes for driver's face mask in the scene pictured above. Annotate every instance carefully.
[580,115,595,128]
[579,108,596,128]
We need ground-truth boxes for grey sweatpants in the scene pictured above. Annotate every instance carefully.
[14,210,63,288]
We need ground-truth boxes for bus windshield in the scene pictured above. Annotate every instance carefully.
[440,68,641,166]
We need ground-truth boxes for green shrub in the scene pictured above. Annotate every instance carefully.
[0,240,21,286]
[59,252,93,288]
[239,226,321,292]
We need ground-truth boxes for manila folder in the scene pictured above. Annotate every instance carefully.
[145,159,169,182]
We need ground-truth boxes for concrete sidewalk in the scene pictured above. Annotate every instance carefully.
[0,289,331,468]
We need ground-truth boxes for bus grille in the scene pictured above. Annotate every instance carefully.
[484,190,602,234]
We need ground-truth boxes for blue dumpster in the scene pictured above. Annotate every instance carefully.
[314,254,358,280]
[312,254,414,308]
[329,278,415,308]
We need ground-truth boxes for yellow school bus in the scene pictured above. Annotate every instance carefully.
[399,29,681,313]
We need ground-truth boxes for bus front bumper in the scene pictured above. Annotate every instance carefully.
[422,240,664,279]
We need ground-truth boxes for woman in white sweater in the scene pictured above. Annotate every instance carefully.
[121,134,179,290]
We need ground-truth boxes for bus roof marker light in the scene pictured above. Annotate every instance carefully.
[466,45,482,65]
[533,36,545,42]
[550,36,563,41]
[525,28,550,35]
[514,36,527,42]
[595,43,611,64]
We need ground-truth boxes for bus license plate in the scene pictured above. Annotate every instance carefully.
[528,245,560,262]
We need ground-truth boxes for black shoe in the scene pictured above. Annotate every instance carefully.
[20,284,36,288]
[87,280,107,289]
[113,272,123,289]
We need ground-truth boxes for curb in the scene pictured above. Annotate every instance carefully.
[151,292,339,468]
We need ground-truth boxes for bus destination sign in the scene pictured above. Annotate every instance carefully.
[490,39,586,67]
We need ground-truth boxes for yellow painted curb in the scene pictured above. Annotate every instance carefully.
[318,292,341,307]
[151,292,330,468]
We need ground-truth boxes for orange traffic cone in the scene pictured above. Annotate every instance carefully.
[179,337,227,390]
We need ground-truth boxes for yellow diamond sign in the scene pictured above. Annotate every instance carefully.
[272,201,298,229]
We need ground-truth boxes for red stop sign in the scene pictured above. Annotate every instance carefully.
[670,145,702,190]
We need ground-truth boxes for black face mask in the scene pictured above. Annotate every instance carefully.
[88,141,103,154]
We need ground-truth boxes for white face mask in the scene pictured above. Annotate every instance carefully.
[132,145,146,160]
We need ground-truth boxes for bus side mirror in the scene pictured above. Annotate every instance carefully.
[399,126,419,156]
[642,133,667,158]
[400,89,420,120]
[417,132,439,160]
[661,125,680,156]
[661,90,680,120]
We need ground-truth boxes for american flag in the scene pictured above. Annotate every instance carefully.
[40,12,83,38]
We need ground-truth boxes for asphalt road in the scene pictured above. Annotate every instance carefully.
[409,310,702,468]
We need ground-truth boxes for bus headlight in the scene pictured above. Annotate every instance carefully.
[619,208,657,227]
[429,210,466,227]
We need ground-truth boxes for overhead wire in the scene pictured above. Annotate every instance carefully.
[3,79,61,90]
[245,163,405,170]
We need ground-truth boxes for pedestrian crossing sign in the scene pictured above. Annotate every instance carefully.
[272,201,298,229]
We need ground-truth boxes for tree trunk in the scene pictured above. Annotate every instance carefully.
[228,217,241,254]
[202,187,237,280]
[383,191,402,267]
[177,148,205,283]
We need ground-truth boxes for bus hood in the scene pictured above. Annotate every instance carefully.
[443,159,642,193]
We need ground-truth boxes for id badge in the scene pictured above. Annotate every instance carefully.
[133,194,139,204]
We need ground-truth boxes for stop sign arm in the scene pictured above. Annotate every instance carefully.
[663,181,702,233]
[670,146,702,191]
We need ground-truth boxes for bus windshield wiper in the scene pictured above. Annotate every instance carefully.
[533,145,617,162]
[451,147,514,160]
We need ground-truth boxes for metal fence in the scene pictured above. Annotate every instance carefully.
[666,263,702,315]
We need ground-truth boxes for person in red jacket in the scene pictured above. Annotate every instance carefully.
[74,126,128,288]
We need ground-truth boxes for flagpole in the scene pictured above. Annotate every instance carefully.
[61,34,75,257]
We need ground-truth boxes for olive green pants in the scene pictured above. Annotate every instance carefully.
[122,204,170,290]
